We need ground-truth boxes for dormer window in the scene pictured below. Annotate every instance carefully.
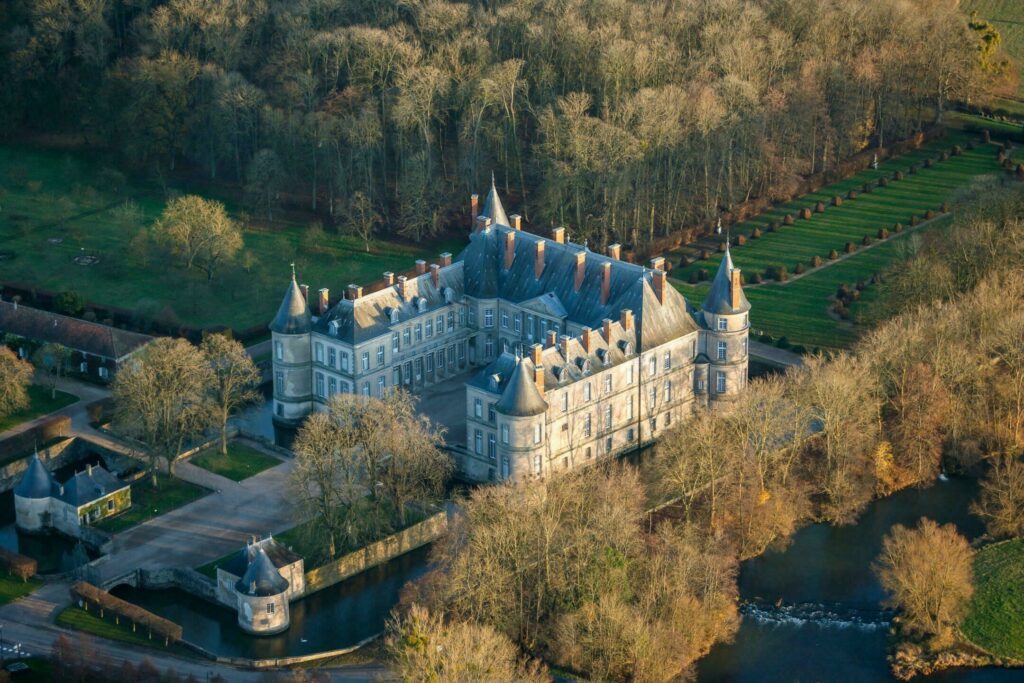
[417,297,427,313]
[443,287,455,304]
[387,307,400,324]
[328,320,339,336]
[597,348,609,365]
[576,358,591,375]
[618,340,634,356]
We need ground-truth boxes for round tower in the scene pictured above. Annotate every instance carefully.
[495,356,548,482]
[701,246,750,403]
[270,268,313,427]
[14,453,55,533]
[234,547,290,635]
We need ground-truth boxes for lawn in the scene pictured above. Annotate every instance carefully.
[962,1,1024,100]
[0,573,41,606]
[0,385,77,434]
[670,132,1004,349]
[94,474,208,534]
[962,538,1024,659]
[0,144,465,332]
[188,441,280,482]
[56,606,186,653]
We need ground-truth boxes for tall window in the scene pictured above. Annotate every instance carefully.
[501,311,509,328]
[274,341,283,360]
[514,314,522,334]
[392,333,400,353]
[583,383,592,401]
[377,345,385,366]
[377,376,385,397]
[414,324,422,342]
[328,377,337,396]
[718,317,728,331]
[690,339,696,358]
[484,308,495,327]
[361,352,369,371]
[362,382,370,396]
[501,424,509,444]
[426,319,433,337]
[626,396,634,420]
[649,385,657,408]
[341,352,350,371]
[663,351,671,370]
[474,398,483,418]
[604,375,612,393]
[742,337,748,356]
[475,430,483,454]
[664,380,672,402]
[717,371,727,393]
[488,434,496,460]
[717,341,727,361]
[275,371,284,393]
[484,337,494,358]
[403,328,411,346]
[583,414,592,438]
[604,404,612,429]
[526,315,534,340]
[468,307,476,326]
[648,356,657,377]
[315,343,324,363]
[328,347,336,368]
[626,365,634,385]
[437,315,445,335]
[561,393,569,412]
[533,423,542,444]
[448,311,455,331]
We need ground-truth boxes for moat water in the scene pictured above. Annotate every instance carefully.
[696,477,1020,682]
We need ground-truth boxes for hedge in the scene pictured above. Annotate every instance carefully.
[0,547,37,582]
[70,581,183,645]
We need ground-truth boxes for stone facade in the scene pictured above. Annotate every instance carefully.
[271,181,749,481]
[14,456,131,537]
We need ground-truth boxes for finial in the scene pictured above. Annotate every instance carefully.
[290,262,296,280]
[491,170,496,188]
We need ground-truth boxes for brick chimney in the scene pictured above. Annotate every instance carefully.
[730,269,742,309]
[476,215,491,232]
[581,326,593,352]
[347,284,363,300]
[552,227,566,244]
[318,288,330,313]
[504,231,516,270]
[574,252,586,291]
[534,241,545,278]
[602,318,613,342]
[620,308,634,331]
[546,329,558,348]
[439,252,452,267]
[383,271,395,286]
[511,214,522,231]
[559,334,570,359]
[531,343,545,397]
[601,262,611,305]
[300,284,309,301]
[652,269,666,304]
[650,256,665,271]
[415,259,427,274]
[397,275,407,299]
[430,263,440,288]
[470,193,479,220]
[607,243,621,260]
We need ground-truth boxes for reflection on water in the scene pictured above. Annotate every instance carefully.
[697,478,1020,682]
[111,544,431,659]
[0,526,96,574]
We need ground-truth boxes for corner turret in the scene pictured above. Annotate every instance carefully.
[270,267,313,426]
[700,246,750,403]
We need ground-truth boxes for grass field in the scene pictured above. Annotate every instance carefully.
[671,132,1003,349]
[95,474,208,534]
[189,441,280,481]
[0,385,77,434]
[962,0,1024,100]
[0,144,464,331]
[0,573,41,605]
[962,538,1024,659]
[56,606,185,652]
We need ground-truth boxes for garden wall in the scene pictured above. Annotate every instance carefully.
[0,415,71,465]
[304,510,448,595]
[0,433,74,491]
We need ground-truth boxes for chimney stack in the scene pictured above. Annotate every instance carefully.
[439,252,452,267]
[300,284,309,302]
[504,231,516,270]
[470,193,479,221]
[534,241,545,278]
[607,243,621,260]
[552,227,566,244]
[347,284,363,300]
[652,269,666,304]
[730,269,742,310]
[531,343,545,396]
[415,259,427,274]
[581,327,593,352]
[574,252,586,291]
[601,262,611,305]
[602,318,613,342]
[383,271,395,286]
[511,214,522,231]
[546,329,558,348]
[620,309,634,331]
[559,334,570,359]
[318,288,330,313]
[475,215,491,232]
[650,256,665,271]
[430,263,440,288]
[397,275,408,299]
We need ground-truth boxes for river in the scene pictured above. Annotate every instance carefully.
[696,477,1019,682]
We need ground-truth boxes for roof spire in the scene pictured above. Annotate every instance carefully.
[290,262,296,281]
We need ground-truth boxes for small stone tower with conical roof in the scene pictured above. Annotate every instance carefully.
[14,452,56,533]
[700,246,750,403]
[494,353,548,480]
[270,267,313,426]
[234,546,291,635]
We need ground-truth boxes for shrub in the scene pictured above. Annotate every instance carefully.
[811,255,823,267]
[1017,164,1024,177]
[53,290,85,316]
[847,189,858,200]
[776,336,791,350]
[734,234,747,246]
[794,262,806,275]
[837,283,850,299]
[910,215,919,226]
[784,214,795,225]
[997,151,1007,163]
[769,221,780,232]
[879,177,889,187]
[952,145,962,156]
[878,227,889,239]
[894,170,903,181]
[862,235,873,246]
[850,289,861,301]
[894,222,904,233]
[863,182,873,193]
[775,265,789,282]
[924,158,934,168]
[751,272,763,284]
[982,129,991,143]
[966,140,976,151]
[799,207,812,219]
[751,227,762,239]
[828,249,839,260]
[718,241,727,252]
[833,195,843,206]
[845,242,856,254]
[941,203,949,213]
[700,249,711,260]
[688,272,699,284]
[759,334,773,343]
[925,209,935,220]
[791,344,807,354]
[698,269,710,282]
[855,281,867,291]
[908,165,917,175]
[815,201,825,213]
[940,151,949,161]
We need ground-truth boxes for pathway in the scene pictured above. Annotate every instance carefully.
[0,374,108,443]
[749,341,804,369]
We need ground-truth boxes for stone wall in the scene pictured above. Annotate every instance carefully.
[304,510,447,595]
[137,567,221,606]
[0,438,76,493]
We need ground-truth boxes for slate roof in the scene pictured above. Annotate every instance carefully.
[221,537,303,577]
[270,276,312,335]
[55,466,128,507]
[702,246,751,314]
[14,454,57,500]
[481,175,510,228]
[493,356,548,417]
[235,547,290,597]
[0,300,152,361]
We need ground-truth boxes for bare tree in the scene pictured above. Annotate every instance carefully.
[200,333,262,455]
[0,346,33,419]
[343,190,382,253]
[971,453,1024,539]
[32,342,71,399]
[874,518,974,643]
[153,195,243,281]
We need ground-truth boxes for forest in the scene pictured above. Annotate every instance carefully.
[0,0,1006,249]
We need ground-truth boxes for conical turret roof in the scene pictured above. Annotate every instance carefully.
[495,357,547,417]
[481,173,510,228]
[235,547,289,597]
[15,453,56,500]
[270,271,312,334]
[702,246,750,314]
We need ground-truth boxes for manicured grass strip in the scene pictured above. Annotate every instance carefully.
[962,538,1024,659]
[189,442,280,482]
[95,474,208,534]
[0,385,77,434]
[56,606,188,653]
[0,573,42,606]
